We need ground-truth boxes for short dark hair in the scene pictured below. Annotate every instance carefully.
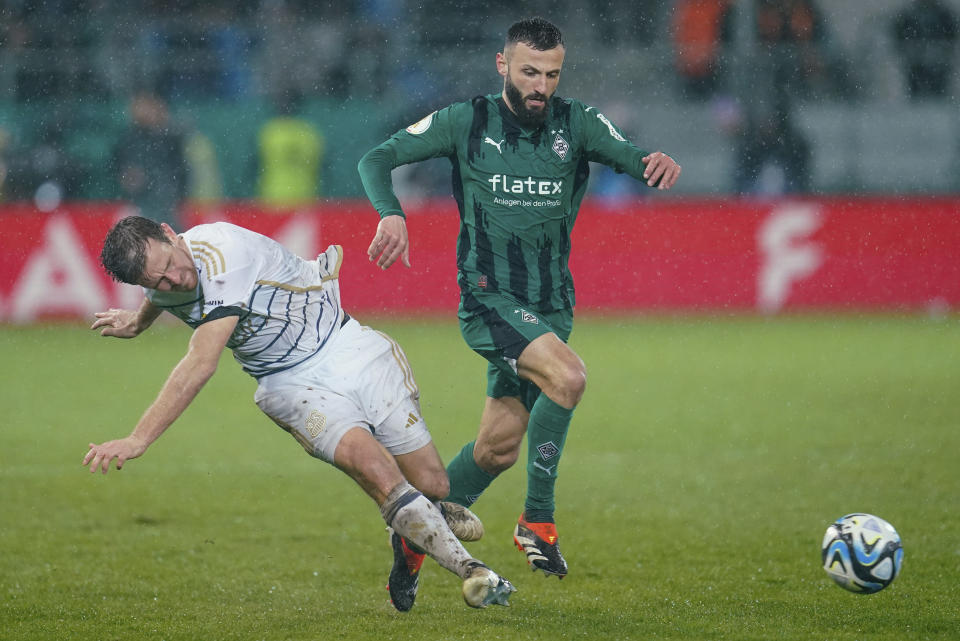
[506,17,563,51]
[100,216,169,284]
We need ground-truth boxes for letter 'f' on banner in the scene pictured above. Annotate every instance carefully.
[756,204,824,314]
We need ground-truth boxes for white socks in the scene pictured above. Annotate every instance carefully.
[379,481,475,578]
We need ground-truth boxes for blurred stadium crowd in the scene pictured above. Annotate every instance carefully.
[1,0,959,210]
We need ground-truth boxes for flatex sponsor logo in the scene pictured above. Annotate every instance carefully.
[487,174,562,196]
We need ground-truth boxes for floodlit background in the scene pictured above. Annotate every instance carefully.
[1,0,959,202]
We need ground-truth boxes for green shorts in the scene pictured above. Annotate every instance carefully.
[458,288,572,407]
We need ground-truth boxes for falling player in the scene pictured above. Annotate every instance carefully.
[83,216,515,611]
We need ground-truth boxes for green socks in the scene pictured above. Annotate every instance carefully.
[524,394,573,521]
[445,396,574,522]
[445,441,497,507]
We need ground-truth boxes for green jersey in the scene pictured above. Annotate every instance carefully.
[358,93,651,312]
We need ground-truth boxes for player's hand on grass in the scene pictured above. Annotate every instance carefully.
[83,437,148,474]
[642,151,682,190]
[368,214,410,269]
[91,308,143,338]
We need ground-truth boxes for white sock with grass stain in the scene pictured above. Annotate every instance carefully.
[380,481,476,578]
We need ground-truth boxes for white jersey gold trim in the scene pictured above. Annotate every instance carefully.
[190,240,226,275]
[148,223,345,379]
[254,280,328,293]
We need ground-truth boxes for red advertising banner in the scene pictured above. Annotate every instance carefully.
[1,197,958,322]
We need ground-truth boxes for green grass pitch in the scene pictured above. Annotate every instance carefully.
[1,314,958,640]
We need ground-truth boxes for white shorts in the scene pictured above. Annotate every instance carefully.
[253,319,433,463]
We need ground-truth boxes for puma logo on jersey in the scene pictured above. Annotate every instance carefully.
[484,137,505,153]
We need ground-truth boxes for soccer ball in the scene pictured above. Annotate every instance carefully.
[821,513,903,594]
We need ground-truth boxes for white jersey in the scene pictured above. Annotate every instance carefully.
[147,222,345,379]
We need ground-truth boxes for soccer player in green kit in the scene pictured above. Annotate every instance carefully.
[359,17,681,606]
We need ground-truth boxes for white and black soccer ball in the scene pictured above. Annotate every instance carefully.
[821,513,903,594]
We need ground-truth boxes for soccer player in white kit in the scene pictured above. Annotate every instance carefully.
[83,216,515,611]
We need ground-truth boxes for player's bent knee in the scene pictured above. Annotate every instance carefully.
[394,444,450,501]
[418,474,450,502]
[475,440,521,475]
[333,426,405,503]
[554,363,587,407]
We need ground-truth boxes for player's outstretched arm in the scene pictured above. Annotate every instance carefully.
[83,315,239,474]
[641,151,682,190]
[91,298,163,339]
[368,214,411,270]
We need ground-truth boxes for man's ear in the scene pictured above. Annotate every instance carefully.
[496,51,508,79]
[160,222,177,241]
